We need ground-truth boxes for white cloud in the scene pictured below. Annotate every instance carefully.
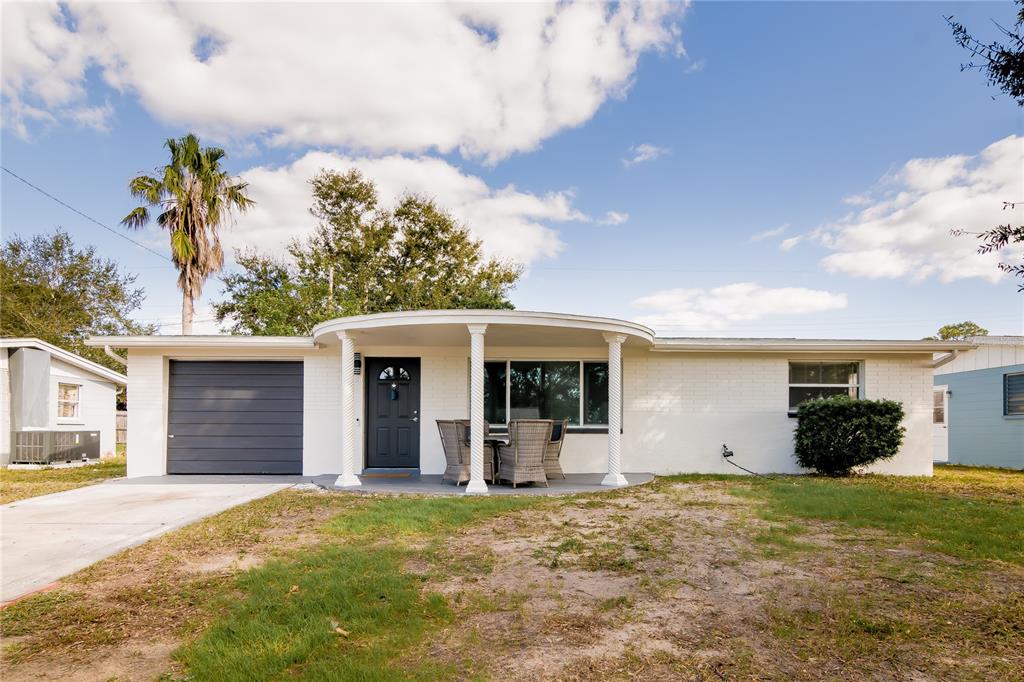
[685,59,705,74]
[817,135,1024,283]
[623,143,671,167]
[750,223,788,242]
[231,152,591,266]
[66,102,113,132]
[780,236,803,251]
[598,211,630,226]
[633,282,848,332]
[841,193,872,206]
[2,2,685,162]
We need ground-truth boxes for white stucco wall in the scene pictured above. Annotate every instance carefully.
[122,344,935,478]
[49,358,119,457]
[0,350,10,465]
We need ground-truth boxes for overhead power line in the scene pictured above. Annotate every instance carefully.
[2,165,172,264]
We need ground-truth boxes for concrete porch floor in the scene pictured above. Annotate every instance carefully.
[314,472,655,496]
[109,473,655,496]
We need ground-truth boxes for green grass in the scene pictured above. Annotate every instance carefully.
[175,495,539,681]
[736,467,1024,564]
[0,455,126,504]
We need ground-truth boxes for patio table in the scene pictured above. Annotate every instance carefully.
[484,437,508,483]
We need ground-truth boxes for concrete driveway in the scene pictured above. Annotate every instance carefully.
[1,478,295,603]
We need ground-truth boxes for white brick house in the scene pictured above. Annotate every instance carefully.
[87,310,971,487]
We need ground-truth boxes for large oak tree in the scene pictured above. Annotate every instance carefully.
[215,169,522,335]
[0,230,154,370]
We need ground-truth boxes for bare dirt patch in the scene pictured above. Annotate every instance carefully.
[419,481,1024,681]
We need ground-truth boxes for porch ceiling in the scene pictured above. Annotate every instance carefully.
[311,310,654,348]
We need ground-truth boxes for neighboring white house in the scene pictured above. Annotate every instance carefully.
[933,336,1024,470]
[86,310,972,487]
[1,338,127,465]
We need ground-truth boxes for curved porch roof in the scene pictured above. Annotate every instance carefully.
[310,310,655,348]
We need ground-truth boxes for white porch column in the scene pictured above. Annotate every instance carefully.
[334,331,361,488]
[465,323,489,494]
[602,333,628,487]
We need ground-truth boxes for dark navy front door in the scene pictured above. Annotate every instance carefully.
[365,358,420,468]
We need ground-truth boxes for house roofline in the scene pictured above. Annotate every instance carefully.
[309,309,657,345]
[650,338,976,353]
[1,338,128,385]
[84,335,316,350]
[86,311,979,355]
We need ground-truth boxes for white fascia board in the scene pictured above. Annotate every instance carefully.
[650,338,977,353]
[1,337,128,385]
[84,335,317,350]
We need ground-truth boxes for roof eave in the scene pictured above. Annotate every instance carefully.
[1,338,128,385]
[650,339,977,353]
[85,335,317,350]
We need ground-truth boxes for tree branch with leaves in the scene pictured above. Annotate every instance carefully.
[948,2,1024,290]
[215,168,522,335]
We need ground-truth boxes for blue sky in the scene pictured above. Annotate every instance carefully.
[2,1,1022,338]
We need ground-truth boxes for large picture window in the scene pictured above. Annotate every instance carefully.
[788,361,860,413]
[1006,372,1024,416]
[483,360,610,427]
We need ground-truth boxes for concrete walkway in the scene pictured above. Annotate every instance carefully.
[1,479,291,603]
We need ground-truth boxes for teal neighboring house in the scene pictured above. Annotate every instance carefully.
[933,336,1024,470]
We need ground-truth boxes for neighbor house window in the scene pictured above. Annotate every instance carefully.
[482,360,610,426]
[788,361,861,413]
[933,389,946,424]
[57,383,80,419]
[1006,372,1024,416]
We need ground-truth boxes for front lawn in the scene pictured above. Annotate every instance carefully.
[734,465,1024,563]
[2,465,1021,680]
[0,453,127,505]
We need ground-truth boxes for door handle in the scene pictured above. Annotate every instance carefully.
[411,416,419,422]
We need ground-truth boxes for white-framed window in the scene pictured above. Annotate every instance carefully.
[482,360,610,427]
[933,388,947,424]
[1005,372,1024,416]
[57,382,81,419]
[788,361,862,414]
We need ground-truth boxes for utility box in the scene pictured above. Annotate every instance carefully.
[11,431,101,464]
[9,347,50,431]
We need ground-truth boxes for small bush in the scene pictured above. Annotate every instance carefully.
[794,395,905,476]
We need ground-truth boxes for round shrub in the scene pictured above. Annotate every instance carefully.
[794,395,905,476]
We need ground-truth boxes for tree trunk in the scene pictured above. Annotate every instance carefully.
[181,291,193,335]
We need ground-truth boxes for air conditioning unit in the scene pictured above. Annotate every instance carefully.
[11,431,101,464]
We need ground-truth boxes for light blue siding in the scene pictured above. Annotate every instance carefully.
[937,364,1024,469]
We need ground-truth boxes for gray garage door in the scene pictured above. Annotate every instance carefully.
[167,361,303,474]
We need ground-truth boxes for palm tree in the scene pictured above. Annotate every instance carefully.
[121,134,254,335]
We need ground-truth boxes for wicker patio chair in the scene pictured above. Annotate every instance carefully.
[543,418,569,480]
[497,419,553,488]
[437,419,493,485]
